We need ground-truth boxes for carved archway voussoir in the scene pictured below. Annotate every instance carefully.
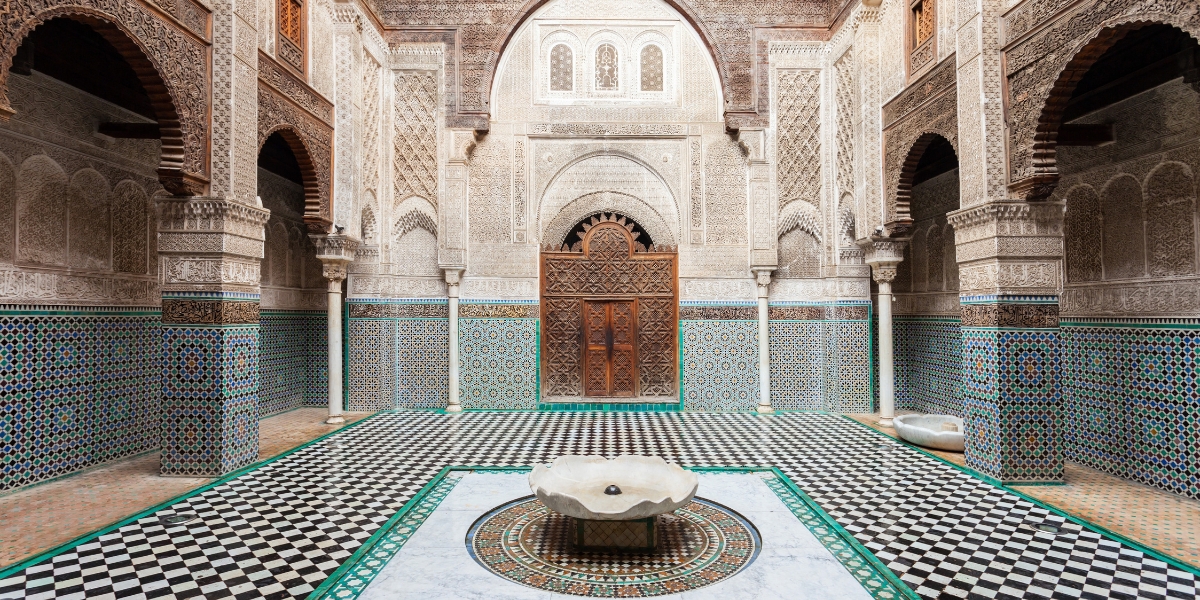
[257,83,333,231]
[1007,5,1200,200]
[885,125,958,232]
[0,2,211,195]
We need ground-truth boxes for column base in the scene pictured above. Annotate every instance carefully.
[445,404,463,413]
[326,415,346,425]
[756,404,774,414]
[878,416,894,428]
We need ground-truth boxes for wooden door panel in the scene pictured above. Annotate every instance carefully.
[609,301,636,397]
[583,301,609,396]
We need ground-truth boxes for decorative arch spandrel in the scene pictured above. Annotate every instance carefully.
[257,79,333,231]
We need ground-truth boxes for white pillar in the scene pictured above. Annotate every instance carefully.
[311,233,359,425]
[754,269,774,414]
[325,278,345,424]
[863,239,905,427]
[445,268,464,413]
[876,277,895,427]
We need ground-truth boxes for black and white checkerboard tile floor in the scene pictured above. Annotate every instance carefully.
[1,412,1196,600]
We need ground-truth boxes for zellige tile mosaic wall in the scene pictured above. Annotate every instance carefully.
[459,313,539,410]
[347,300,450,411]
[894,317,964,416]
[767,303,873,412]
[681,318,759,411]
[1061,321,1200,499]
[259,311,328,416]
[0,309,162,491]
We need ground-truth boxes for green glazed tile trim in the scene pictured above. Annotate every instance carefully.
[762,472,919,600]
[0,413,383,579]
[315,464,917,600]
[316,473,463,600]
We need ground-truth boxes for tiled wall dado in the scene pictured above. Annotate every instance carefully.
[347,300,450,411]
[459,303,540,410]
[1062,321,1200,499]
[0,308,162,491]
[894,318,964,416]
[259,311,328,415]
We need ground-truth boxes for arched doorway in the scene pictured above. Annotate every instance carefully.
[891,134,963,417]
[0,16,172,490]
[540,213,678,400]
[1052,24,1200,498]
[257,131,328,416]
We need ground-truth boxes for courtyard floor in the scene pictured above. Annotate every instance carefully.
[0,411,1197,599]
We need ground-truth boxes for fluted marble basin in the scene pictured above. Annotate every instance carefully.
[529,455,699,521]
[894,414,965,452]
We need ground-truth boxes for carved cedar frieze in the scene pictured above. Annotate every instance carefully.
[0,0,212,194]
[257,62,334,230]
[882,58,958,228]
[1003,0,1200,198]
[960,303,1059,328]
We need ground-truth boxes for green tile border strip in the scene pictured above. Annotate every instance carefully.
[315,470,465,599]
[0,413,383,578]
[313,465,918,600]
[536,402,681,412]
[838,415,1200,576]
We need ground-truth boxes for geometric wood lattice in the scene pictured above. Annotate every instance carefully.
[541,214,678,398]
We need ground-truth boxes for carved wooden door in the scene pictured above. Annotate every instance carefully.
[541,214,678,400]
[583,300,637,397]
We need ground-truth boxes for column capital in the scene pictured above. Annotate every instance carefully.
[310,233,361,284]
[443,267,465,297]
[947,200,1065,296]
[156,196,271,295]
[751,268,774,297]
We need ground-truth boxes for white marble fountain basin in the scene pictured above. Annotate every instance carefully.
[893,414,965,452]
[529,455,699,521]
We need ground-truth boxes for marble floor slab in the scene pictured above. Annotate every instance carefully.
[359,472,873,600]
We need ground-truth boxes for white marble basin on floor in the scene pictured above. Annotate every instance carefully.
[893,414,965,452]
[528,455,698,520]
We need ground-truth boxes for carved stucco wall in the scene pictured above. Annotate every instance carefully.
[1057,78,1200,317]
[468,0,748,302]
[0,72,161,306]
[881,58,957,228]
[893,168,960,314]
[1003,0,1200,199]
[366,0,843,129]
[258,168,326,310]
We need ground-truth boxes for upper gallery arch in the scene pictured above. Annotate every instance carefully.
[1,10,211,195]
[490,0,722,120]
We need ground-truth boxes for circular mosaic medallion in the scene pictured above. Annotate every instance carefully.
[466,496,760,597]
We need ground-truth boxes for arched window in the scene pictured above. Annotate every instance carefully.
[640,45,663,92]
[595,44,619,90]
[550,44,573,91]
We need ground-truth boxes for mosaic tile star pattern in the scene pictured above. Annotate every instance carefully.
[894,317,963,416]
[0,310,162,491]
[459,318,539,409]
[681,319,758,411]
[467,496,759,596]
[1062,321,1200,499]
[160,323,261,477]
[395,319,449,409]
[259,311,327,416]
[1,412,1196,600]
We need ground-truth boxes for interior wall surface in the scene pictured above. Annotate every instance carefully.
[893,168,963,416]
[257,168,329,415]
[0,72,163,491]
[1056,77,1200,499]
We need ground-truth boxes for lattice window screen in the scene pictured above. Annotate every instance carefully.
[596,44,619,90]
[550,44,573,91]
[640,45,663,92]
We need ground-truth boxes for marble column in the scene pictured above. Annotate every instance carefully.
[753,269,774,414]
[157,197,270,477]
[864,239,906,427]
[311,234,359,424]
[445,268,464,412]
